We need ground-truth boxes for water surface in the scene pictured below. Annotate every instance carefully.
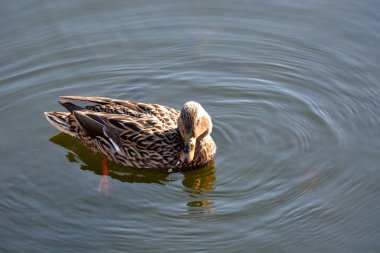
[1,1,380,252]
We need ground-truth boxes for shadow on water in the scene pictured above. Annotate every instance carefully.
[49,133,216,206]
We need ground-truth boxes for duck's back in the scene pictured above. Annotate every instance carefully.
[45,96,182,169]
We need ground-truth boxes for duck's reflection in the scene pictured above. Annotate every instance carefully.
[49,133,216,207]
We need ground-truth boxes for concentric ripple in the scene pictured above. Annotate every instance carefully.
[1,1,380,252]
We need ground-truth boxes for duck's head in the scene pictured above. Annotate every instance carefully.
[178,101,212,165]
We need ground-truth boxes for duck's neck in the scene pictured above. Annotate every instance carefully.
[194,135,212,160]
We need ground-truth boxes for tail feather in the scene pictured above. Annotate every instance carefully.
[58,100,83,112]
[44,112,74,136]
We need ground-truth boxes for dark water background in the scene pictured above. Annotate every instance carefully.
[1,1,380,252]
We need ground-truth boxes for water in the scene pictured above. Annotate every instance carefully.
[1,1,380,252]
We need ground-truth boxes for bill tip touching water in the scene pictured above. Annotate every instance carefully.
[44,96,216,170]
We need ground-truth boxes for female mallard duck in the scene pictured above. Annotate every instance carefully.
[44,96,216,170]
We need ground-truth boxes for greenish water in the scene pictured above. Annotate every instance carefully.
[1,1,380,252]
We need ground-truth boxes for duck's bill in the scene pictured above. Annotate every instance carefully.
[180,137,196,164]
[183,151,194,164]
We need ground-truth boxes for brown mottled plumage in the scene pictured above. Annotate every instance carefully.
[44,96,216,170]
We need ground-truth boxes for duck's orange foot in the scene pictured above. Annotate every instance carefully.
[98,158,110,196]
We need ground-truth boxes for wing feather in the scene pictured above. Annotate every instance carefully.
[53,96,182,168]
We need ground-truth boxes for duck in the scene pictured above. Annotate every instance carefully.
[44,96,216,170]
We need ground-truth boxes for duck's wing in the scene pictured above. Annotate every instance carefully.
[71,108,181,168]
